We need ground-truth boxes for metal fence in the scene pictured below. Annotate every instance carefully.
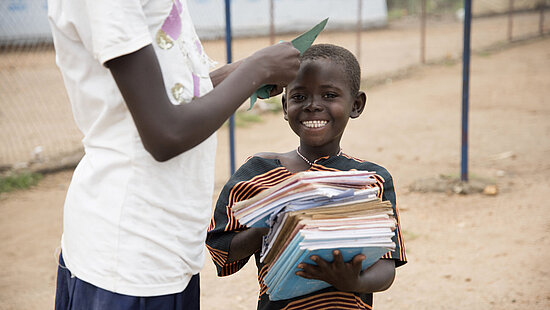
[1,0,548,175]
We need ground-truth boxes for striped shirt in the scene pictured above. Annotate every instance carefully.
[206,155,407,310]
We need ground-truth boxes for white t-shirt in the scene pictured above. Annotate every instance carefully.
[48,0,217,296]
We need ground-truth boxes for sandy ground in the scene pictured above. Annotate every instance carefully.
[1,14,550,310]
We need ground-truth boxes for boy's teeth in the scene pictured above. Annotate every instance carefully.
[302,120,328,128]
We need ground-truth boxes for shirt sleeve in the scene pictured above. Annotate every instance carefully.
[377,174,407,267]
[86,0,152,65]
[206,164,256,277]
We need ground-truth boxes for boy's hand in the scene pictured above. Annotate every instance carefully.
[296,250,365,292]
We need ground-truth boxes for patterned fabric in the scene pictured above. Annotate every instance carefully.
[206,155,407,309]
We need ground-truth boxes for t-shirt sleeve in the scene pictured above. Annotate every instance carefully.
[206,162,258,277]
[86,0,152,65]
[377,174,407,267]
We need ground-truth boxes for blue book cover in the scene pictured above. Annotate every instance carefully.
[267,249,310,295]
[266,245,392,301]
[264,234,304,285]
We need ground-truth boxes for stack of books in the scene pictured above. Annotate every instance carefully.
[233,171,397,301]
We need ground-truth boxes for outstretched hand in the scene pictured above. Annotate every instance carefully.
[296,250,366,293]
[250,41,300,87]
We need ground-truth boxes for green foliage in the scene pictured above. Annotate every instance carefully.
[477,50,492,57]
[234,112,263,127]
[402,229,419,241]
[222,96,284,129]
[262,96,284,113]
[388,8,407,20]
[438,172,496,184]
[402,230,418,254]
[0,172,43,194]
[387,0,462,16]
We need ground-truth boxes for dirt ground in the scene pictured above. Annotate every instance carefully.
[2,11,549,167]
[1,15,550,310]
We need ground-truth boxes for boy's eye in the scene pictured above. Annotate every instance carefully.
[291,94,306,101]
[323,93,338,99]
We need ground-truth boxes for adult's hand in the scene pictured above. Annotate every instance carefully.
[248,42,300,87]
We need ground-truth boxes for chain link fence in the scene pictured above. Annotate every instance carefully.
[1,0,548,175]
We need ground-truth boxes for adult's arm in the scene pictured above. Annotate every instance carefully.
[209,60,242,87]
[106,43,299,161]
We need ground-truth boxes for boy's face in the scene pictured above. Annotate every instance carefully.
[283,58,365,150]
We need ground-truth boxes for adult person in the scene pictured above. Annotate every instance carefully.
[48,1,300,309]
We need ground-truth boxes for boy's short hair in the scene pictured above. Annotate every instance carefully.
[301,44,361,95]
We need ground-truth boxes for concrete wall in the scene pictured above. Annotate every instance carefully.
[0,0,387,45]
[188,0,388,40]
[0,0,50,45]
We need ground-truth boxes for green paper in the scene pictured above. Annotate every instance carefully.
[290,17,329,54]
[248,18,329,110]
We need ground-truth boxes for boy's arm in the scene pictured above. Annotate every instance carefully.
[226,227,269,263]
[296,251,396,294]
[106,43,299,162]
[206,157,278,276]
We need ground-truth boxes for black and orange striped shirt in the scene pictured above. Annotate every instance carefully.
[206,155,407,310]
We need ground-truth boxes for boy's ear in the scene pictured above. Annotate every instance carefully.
[350,91,367,119]
[282,93,289,121]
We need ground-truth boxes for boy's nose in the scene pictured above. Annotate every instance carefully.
[303,98,323,112]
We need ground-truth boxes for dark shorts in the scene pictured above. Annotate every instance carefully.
[55,253,200,310]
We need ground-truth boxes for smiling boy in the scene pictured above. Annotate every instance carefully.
[206,44,406,309]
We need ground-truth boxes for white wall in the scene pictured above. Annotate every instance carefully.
[189,0,388,40]
[0,0,50,45]
[0,0,387,45]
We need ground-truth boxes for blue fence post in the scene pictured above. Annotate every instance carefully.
[461,0,472,182]
[224,0,236,175]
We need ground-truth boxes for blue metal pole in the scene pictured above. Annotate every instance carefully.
[224,0,236,175]
[461,0,471,182]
